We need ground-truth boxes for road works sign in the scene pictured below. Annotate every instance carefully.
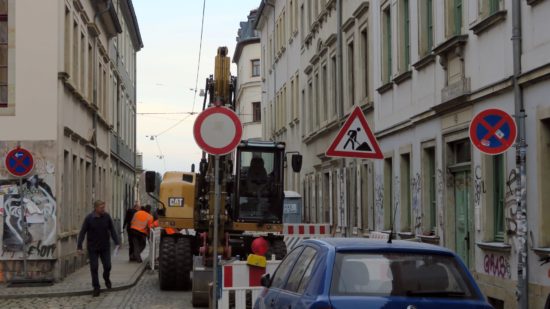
[326,106,383,159]
[193,106,243,155]
[469,108,517,155]
[5,147,34,177]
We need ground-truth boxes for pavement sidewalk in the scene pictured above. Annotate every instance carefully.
[0,244,148,299]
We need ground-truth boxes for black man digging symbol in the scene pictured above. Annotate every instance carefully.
[326,106,383,159]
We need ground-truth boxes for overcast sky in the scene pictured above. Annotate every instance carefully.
[134,0,260,175]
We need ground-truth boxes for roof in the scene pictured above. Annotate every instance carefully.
[305,238,454,254]
[121,0,144,50]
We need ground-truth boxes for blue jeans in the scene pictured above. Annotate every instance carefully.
[88,248,111,289]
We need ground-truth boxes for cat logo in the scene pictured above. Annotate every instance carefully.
[168,197,184,207]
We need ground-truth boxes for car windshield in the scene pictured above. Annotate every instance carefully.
[330,252,477,299]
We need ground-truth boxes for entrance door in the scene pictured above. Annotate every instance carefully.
[452,164,471,266]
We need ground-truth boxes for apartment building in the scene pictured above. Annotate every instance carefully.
[234,9,263,140]
[256,0,550,307]
[0,0,142,282]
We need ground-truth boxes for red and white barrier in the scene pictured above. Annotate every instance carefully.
[283,224,331,251]
[219,260,281,309]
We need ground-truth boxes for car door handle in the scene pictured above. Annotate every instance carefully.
[270,298,276,307]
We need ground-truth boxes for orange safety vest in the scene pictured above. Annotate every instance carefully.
[130,210,153,235]
[165,227,177,235]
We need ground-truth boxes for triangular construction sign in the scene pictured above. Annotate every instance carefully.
[326,106,383,159]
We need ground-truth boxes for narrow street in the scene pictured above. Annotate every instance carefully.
[0,270,193,309]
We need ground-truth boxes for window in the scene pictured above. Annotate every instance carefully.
[331,55,338,117]
[0,0,7,109]
[479,0,501,18]
[308,80,313,133]
[284,247,317,292]
[492,154,505,242]
[360,28,368,99]
[384,157,393,230]
[347,40,355,107]
[73,20,79,86]
[419,0,434,56]
[400,153,411,231]
[446,0,463,37]
[399,0,410,72]
[251,59,260,77]
[300,4,305,42]
[331,252,477,298]
[271,247,302,288]
[297,248,318,294]
[321,64,328,122]
[381,6,392,84]
[314,72,319,128]
[294,74,299,120]
[422,146,437,233]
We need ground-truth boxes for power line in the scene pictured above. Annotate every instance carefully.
[153,113,195,137]
[137,112,197,115]
[191,0,207,114]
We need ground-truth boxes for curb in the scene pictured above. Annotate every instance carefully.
[0,258,149,300]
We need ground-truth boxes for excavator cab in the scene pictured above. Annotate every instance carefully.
[233,140,302,224]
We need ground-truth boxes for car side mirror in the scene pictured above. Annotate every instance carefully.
[260,273,271,288]
[145,171,157,193]
[291,154,302,173]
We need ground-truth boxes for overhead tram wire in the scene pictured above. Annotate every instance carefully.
[191,0,207,114]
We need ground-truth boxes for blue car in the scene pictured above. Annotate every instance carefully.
[255,238,493,309]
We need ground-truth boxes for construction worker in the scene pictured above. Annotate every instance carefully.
[123,202,140,261]
[129,206,153,263]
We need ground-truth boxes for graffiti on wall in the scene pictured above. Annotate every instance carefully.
[438,168,446,245]
[374,175,384,230]
[483,253,511,279]
[0,141,57,260]
[0,176,57,259]
[505,168,518,237]
[393,176,400,230]
[473,165,485,207]
[411,172,422,234]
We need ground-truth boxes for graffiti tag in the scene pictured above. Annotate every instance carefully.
[483,253,511,279]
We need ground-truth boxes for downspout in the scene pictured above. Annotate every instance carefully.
[265,0,276,142]
[512,0,528,308]
[336,0,348,237]
[92,0,113,201]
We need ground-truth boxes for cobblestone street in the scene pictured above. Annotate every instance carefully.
[0,270,193,309]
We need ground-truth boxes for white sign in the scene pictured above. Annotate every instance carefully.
[284,203,297,214]
[168,197,184,207]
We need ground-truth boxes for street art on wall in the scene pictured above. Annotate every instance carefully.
[0,141,57,260]
[483,253,511,279]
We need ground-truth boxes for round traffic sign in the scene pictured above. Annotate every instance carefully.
[5,147,34,177]
[469,108,517,155]
[193,107,242,155]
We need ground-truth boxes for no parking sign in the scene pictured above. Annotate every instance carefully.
[4,147,34,177]
[469,109,517,155]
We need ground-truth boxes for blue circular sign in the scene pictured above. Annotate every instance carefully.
[5,147,34,177]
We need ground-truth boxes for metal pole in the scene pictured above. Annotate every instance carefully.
[212,155,220,308]
[511,0,528,308]
[20,177,28,278]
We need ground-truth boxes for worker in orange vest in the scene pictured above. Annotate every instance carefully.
[129,207,153,263]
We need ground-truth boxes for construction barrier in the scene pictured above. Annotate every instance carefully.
[219,260,281,309]
[149,228,161,270]
[368,231,390,240]
[283,223,331,251]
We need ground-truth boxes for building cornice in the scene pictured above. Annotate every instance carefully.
[233,37,261,63]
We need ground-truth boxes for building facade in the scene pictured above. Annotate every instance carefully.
[256,0,550,307]
[0,0,141,282]
[234,9,263,141]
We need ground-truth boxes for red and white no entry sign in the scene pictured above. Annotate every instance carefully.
[193,107,243,155]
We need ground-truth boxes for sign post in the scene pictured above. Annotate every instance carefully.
[4,146,34,280]
[326,106,383,237]
[193,106,242,309]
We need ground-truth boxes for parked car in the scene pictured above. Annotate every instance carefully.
[255,238,493,309]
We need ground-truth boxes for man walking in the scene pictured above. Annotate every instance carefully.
[129,206,153,263]
[77,200,120,297]
[123,202,140,261]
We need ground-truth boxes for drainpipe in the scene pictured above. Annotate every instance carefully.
[92,0,113,202]
[511,0,528,308]
[265,0,276,142]
[335,0,348,237]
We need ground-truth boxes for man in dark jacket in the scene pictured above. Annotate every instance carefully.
[77,200,120,297]
[123,202,140,261]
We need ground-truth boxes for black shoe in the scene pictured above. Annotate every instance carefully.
[105,280,112,289]
[93,289,100,297]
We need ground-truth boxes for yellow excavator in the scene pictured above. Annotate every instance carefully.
[145,47,302,307]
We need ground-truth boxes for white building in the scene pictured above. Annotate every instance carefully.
[0,0,141,282]
[234,10,263,141]
[256,0,550,307]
